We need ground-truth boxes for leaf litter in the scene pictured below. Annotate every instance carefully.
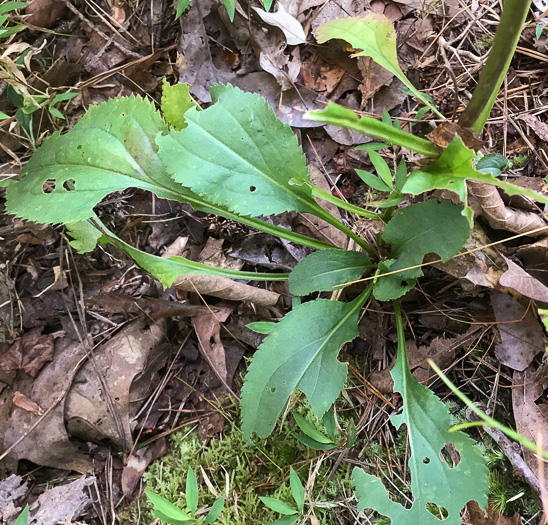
[1,0,548,523]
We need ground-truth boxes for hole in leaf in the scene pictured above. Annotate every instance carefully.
[63,178,76,192]
[423,457,430,464]
[401,280,408,287]
[448,181,455,184]
[426,503,448,521]
[250,186,256,192]
[439,443,461,468]
[121,113,125,117]
[42,179,56,193]
[269,386,276,393]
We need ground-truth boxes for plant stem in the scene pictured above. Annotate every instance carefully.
[392,300,409,369]
[307,103,440,158]
[310,202,377,256]
[308,184,381,219]
[458,0,532,133]
[429,360,548,461]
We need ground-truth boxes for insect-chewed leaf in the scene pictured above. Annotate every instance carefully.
[352,329,489,523]
[403,136,548,226]
[157,83,318,218]
[289,249,371,296]
[241,293,367,440]
[5,96,180,224]
[373,200,471,301]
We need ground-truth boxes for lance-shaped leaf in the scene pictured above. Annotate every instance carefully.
[403,136,548,226]
[316,15,443,118]
[157,83,321,218]
[241,292,368,440]
[352,304,489,523]
[373,200,470,301]
[288,249,371,296]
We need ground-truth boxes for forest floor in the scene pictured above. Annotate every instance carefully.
[1,0,548,524]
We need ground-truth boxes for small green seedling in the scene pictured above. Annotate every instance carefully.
[146,467,225,524]
[260,468,305,525]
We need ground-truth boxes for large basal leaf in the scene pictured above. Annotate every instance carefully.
[157,83,320,218]
[352,307,489,523]
[402,136,548,226]
[373,200,470,301]
[241,292,368,440]
[288,249,371,296]
[5,96,175,224]
[316,15,443,118]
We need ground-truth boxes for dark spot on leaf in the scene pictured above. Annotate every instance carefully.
[63,178,76,192]
[77,145,82,150]
[42,179,56,193]
[250,186,256,192]
[269,386,276,393]
[121,113,125,117]
[401,280,408,287]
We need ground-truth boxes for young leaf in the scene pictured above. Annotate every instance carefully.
[292,412,334,444]
[289,468,305,512]
[241,291,369,440]
[157,83,320,218]
[368,149,393,189]
[260,497,298,515]
[373,200,471,301]
[316,15,443,118]
[13,505,29,525]
[146,490,194,523]
[394,159,407,193]
[476,152,508,176]
[403,136,548,226]
[288,249,371,296]
[221,0,235,20]
[175,0,191,19]
[355,169,392,192]
[186,467,199,515]
[294,433,337,451]
[322,406,337,442]
[161,80,197,131]
[66,220,102,254]
[205,496,225,524]
[246,321,276,334]
[352,302,489,524]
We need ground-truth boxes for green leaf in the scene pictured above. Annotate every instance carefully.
[262,0,273,9]
[316,15,443,118]
[13,505,29,525]
[221,0,234,20]
[540,308,548,334]
[48,106,65,119]
[146,490,194,523]
[66,220,102,253]
[289,468,305,512]
[292,412,333,444]
[51,92,79,104]
[186,467,199,515]
[373,259,416,302]
[175,0,191,19]
[352,302,489,523]
[294,432,337,451]
[246,321,276,334]
[266,515,299,525]
[0,111,9,120]
[373,200,471,301]
[369,149,393,189]
[157,84,320,218]
[288,249,371,295]
[307,103,439,158]
[403,136,548,226]
[537,24,543,40]
[161,80,197,131]
[394,159,407,193]
[322,406,337,442]
[5,96,171,224]
[260,497,298,515]
[241,291,369,440]
[355,169,392,192]
[0,1,27,14]
[205,496,225,524]
[476,152,508,176]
